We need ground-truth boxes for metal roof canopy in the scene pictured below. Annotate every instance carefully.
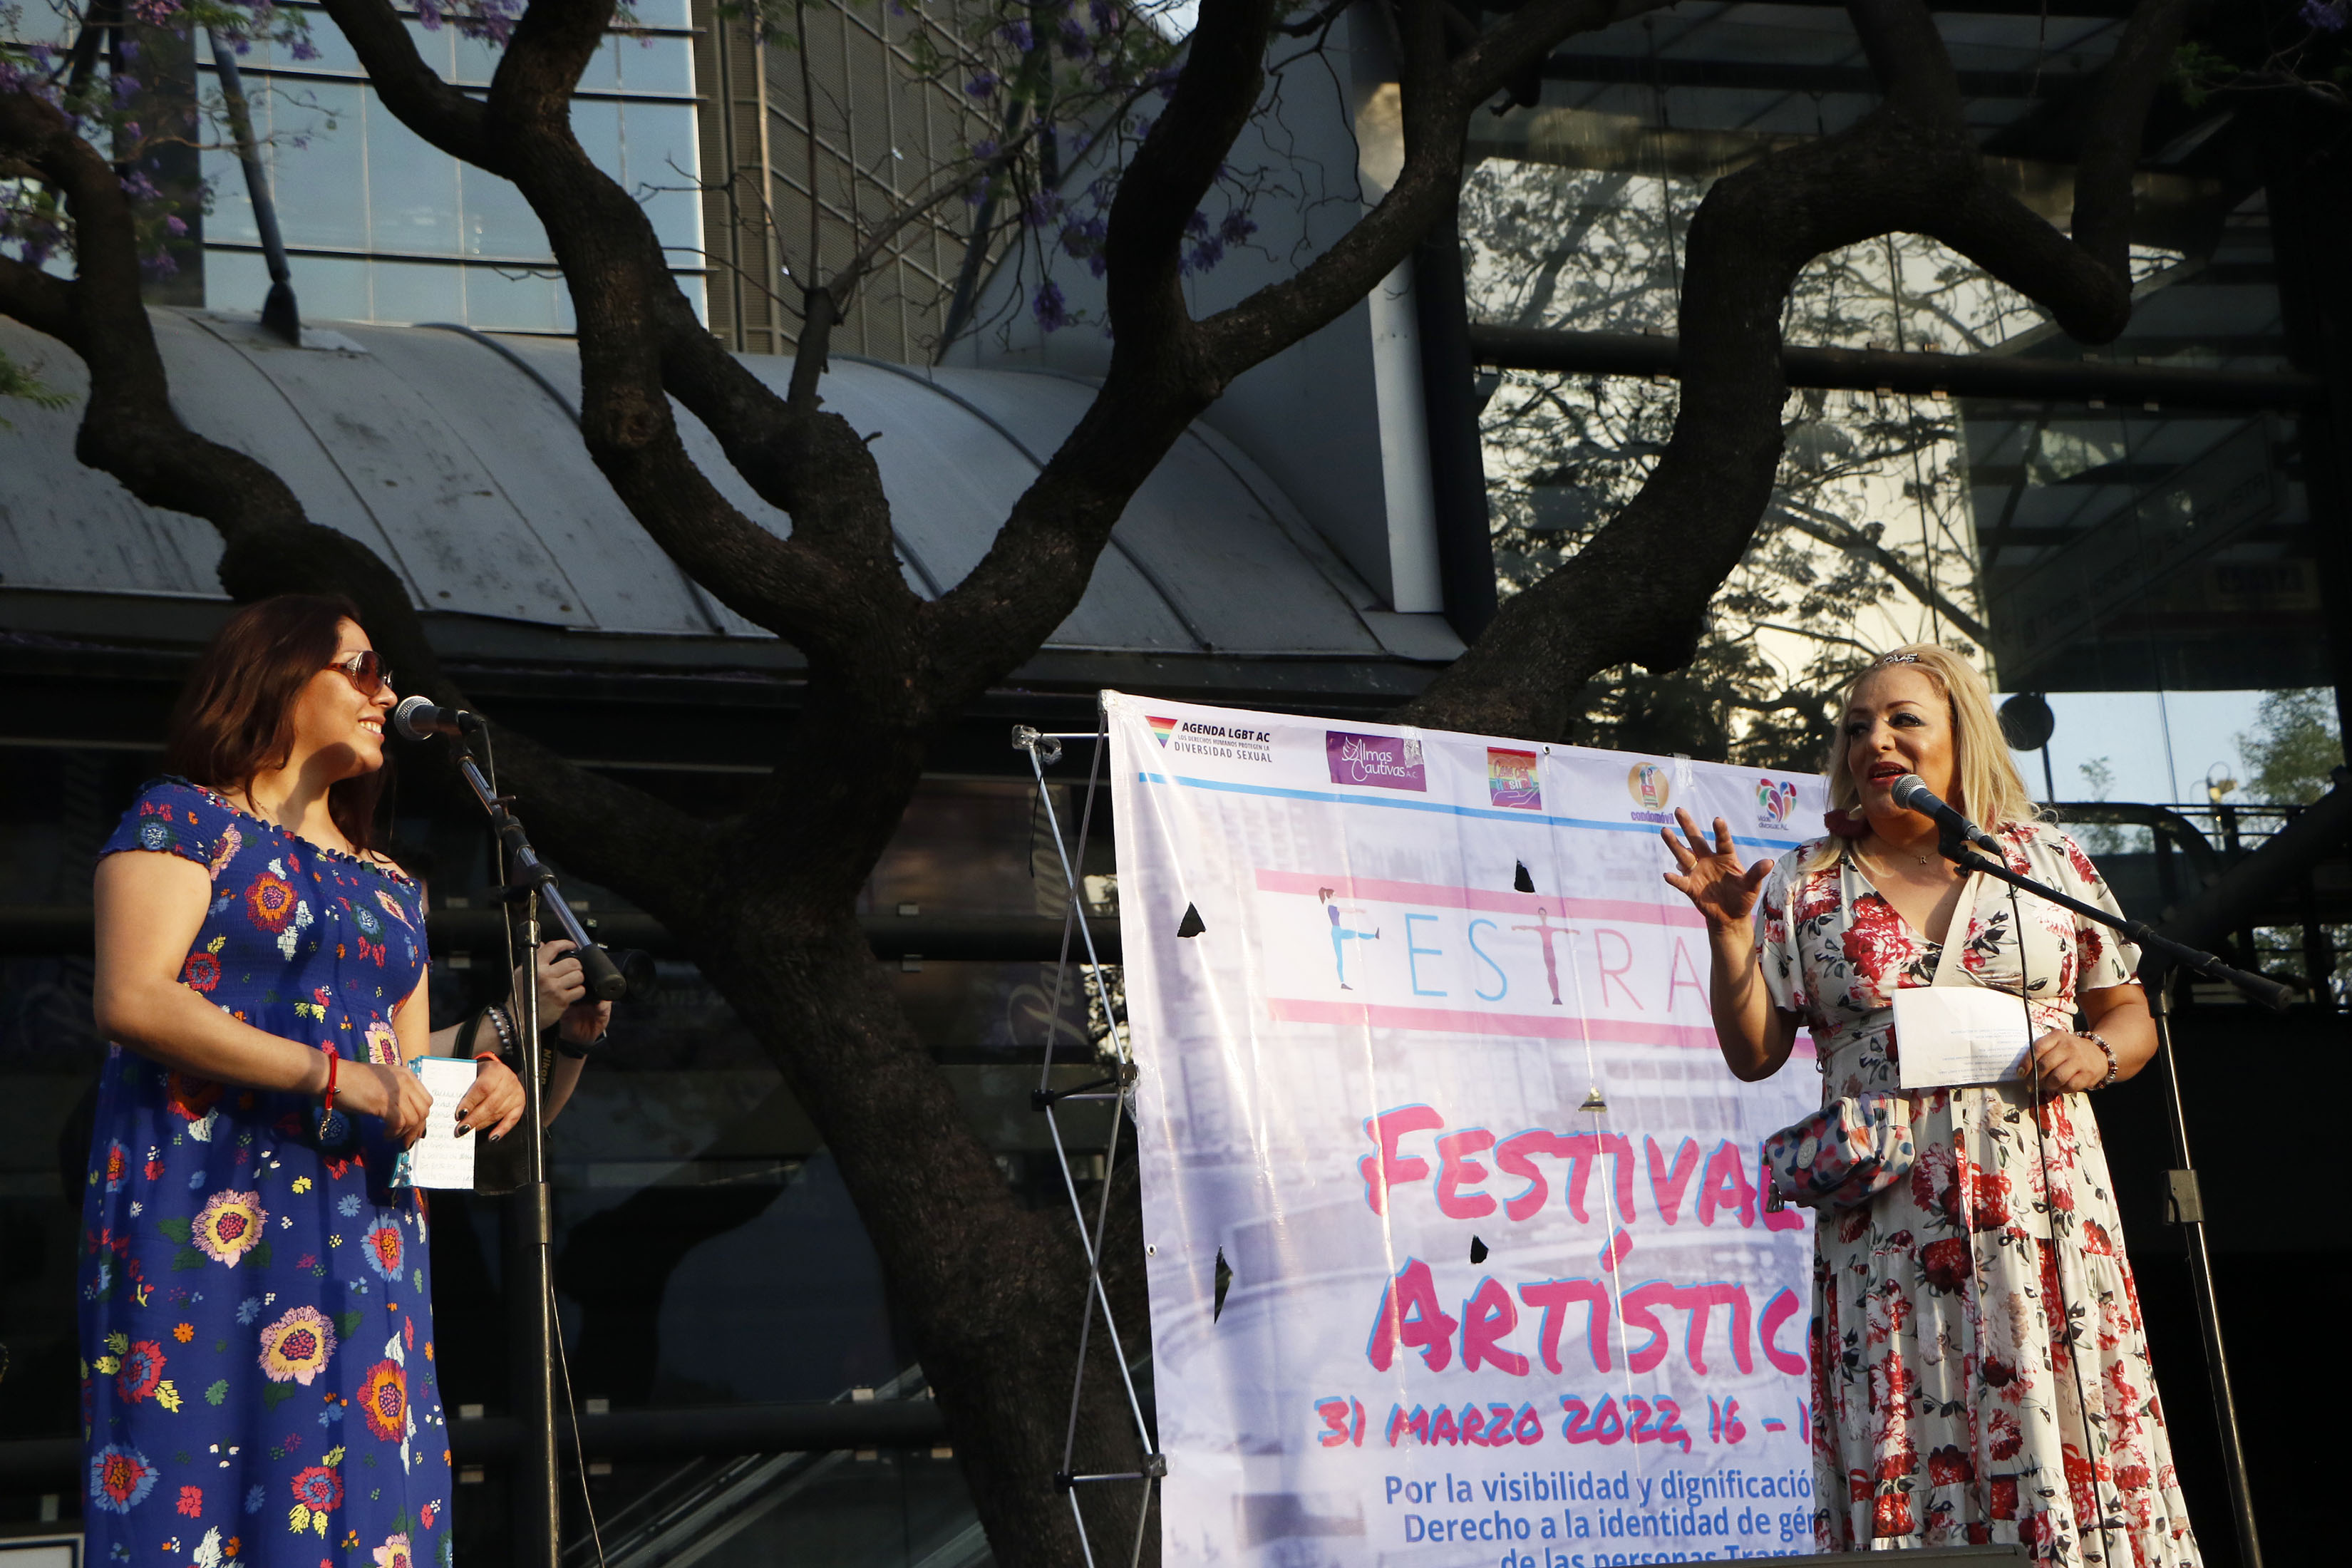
[0,309,1464,673]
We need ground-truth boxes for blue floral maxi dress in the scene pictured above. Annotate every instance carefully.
[81,779,453,1568]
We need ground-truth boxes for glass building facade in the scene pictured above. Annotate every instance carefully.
[195,1,707,333]
[1459,12,2346,1557]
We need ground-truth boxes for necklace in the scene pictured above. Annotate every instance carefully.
[1864,835,1935,872]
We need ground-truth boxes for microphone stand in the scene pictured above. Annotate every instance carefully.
[440,726,622,1568]
[1940,835,2286,1568]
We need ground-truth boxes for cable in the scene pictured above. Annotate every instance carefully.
[550,1272,609,1568]
[2005,877,2127,1568]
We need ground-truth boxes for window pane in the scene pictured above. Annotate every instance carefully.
[458,163,549,259]
[369,258,466,325]
[364,92,460,255]
[460,267,565,333]
[265,82,368,251]
[204,248,371,324]
[572,98,624,186]
[201,146,260,246]
[284,14,368,76]
[578,36,624,93]
[616,34,693,97]
[406,17,460,82]
[619,101,701,254]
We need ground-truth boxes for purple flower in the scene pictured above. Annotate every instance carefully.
[1217,210,1257,247]
[1090,0,1115,33]
[1033,279,1068,331]
[1001,19,1033,52]
[165,215,187,236]
[2304,0,2347,29]
[965,71,999,98]
[1058,17,1091,56]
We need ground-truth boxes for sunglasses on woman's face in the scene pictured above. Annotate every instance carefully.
[328,649,394,697]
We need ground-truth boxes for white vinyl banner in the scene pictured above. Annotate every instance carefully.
[1105,692,1830,1568]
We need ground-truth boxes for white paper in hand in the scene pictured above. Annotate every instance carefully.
[391,1056,480,1190]
[1894,985,2036,1089]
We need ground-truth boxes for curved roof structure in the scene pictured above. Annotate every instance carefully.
[0,311,1463,679]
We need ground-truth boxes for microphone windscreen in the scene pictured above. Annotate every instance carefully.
[391,695,438,743]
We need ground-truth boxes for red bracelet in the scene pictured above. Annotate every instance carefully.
[473,1051,502,1067]
[322,1051,339,1113]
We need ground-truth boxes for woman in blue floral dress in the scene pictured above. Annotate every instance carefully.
[83,596,525,1567]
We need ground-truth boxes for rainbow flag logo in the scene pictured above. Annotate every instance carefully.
[1147,716,1180,748]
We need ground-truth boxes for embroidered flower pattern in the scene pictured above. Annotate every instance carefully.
[89,1443,159,1513]
[192,1190,267,1267]
[359,1358,408,1443]
[362,1222,403,1281]
[257,1306,338,1386]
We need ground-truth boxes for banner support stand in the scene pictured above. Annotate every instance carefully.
[1015,719,1162,1568]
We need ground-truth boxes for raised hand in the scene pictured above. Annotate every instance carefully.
[1661,808,1773,932]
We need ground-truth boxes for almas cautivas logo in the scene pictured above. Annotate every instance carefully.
[1150,715,1274,763]
[1756,778,1797,830]
[1326,732,1426,792]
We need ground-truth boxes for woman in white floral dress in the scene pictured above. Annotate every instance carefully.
[1661,645,2201,1568]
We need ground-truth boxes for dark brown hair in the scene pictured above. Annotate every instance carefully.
[163,594,391,854]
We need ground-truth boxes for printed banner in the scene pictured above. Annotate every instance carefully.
[1107,693,1828,1568]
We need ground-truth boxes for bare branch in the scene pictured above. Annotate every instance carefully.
[1768,501,1991,647]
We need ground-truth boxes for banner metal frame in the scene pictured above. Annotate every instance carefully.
[1014,717,1162,1568]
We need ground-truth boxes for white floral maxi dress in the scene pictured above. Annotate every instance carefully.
[1755,822,2201,1568]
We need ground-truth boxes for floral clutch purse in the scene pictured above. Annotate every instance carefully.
[1763,1093,1917,1211]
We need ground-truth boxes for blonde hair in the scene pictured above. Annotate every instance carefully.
[1802,644,2041,871]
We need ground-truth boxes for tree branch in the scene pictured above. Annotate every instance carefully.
[2070,0,2197,279]
[311,0,496,167]
[0,249,74,343]
[1768,501,1992,647]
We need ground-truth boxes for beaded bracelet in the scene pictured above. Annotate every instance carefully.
[2084,1031,2117,1090]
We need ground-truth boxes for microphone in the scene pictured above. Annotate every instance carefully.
[391,695,483,742]
[1889,774,2003,855]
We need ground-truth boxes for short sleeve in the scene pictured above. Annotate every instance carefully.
[99,778,228,875]
[2048,827,2142,991]
[1754,849,1810,1017]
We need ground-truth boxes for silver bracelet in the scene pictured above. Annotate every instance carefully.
[2083,1031,2117,1089]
